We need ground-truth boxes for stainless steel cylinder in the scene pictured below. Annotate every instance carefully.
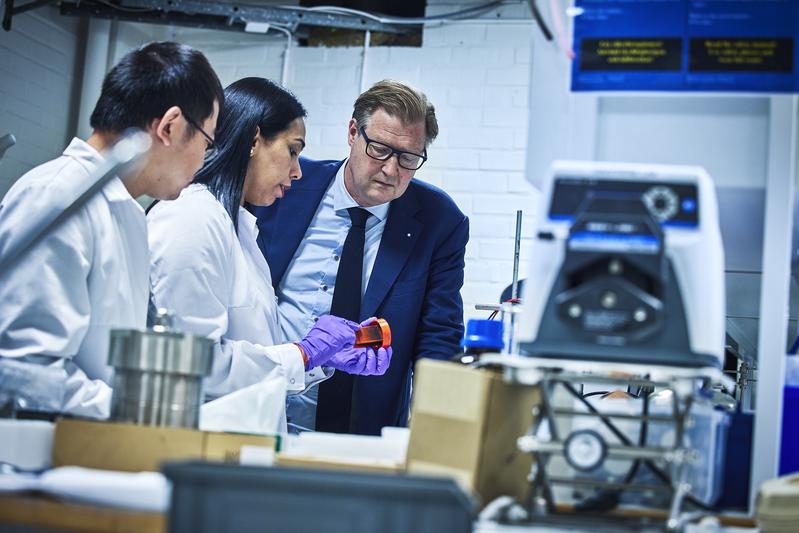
[108,317,213,429]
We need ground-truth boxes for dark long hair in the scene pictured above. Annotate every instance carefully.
[193,77,306,231]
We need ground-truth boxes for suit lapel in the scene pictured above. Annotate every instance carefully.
[362,190,422,318]
[262,162,340,286]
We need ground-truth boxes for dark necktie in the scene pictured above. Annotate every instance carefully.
[316,207,371,433]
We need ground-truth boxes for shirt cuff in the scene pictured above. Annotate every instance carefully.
[274,343,306,392]
[304,366,335,389]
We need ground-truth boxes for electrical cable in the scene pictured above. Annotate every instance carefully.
[89,0,534,30]
[576,391,651,513]
[626,391,650,482]
[300,5,383,24]
[304,2,505,23]
[269,24,293,38]
[267,24,294,86]
[282,0,511,26]
[562,382,714,512]
[529,0,552,41]
[488,297,521,320]
[548,0,575,59]
[91,0,154,13]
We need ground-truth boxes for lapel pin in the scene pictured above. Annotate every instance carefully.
[406,233,411,238]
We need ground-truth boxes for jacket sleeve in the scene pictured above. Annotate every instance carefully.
[412,214,469,362]
[0,182,110,418]
[147,199,307,400]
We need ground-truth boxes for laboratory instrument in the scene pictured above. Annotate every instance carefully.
[481,161,732,531]
[518,160,725,369]
[108,309,214,429]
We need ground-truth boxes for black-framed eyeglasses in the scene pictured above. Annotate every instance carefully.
[359,126,427,171]
[184,113,219,160]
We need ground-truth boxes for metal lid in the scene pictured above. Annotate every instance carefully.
[376,318,392,348]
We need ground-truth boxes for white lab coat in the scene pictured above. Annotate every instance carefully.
[0,138,149,418]
[147,184,316,399]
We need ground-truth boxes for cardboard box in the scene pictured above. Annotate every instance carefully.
[52,419,278,473]
[406,359,540,507]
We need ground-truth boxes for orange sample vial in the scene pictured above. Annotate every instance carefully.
[354,318,392,349]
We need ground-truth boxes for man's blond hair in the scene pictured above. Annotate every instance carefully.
[352,79,438,146]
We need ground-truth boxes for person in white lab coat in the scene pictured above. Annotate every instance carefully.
[0,42,224,418]
[148,77,392,402]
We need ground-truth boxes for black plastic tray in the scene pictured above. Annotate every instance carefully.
[164,461,474,533]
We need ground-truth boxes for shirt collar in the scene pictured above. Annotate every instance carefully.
[63,137,104,171]
[63,137,135,204]
[237,204,259,237]
[331,159,390,222]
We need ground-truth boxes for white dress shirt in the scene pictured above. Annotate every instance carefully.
[277,161,389,431]
[0,138,149,418]
[148,184,313,399]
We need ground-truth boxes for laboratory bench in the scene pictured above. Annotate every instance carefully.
[0,493,164,532]
[0,492,757,533]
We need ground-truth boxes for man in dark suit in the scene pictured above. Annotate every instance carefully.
[253,80,468,435]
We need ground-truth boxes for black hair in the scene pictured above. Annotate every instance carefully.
[90,41,224,135]
[193,77,307,231]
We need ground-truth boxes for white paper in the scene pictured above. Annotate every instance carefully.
[200,366,287,435]
[239,445,276,466]
[281,426,410,464]
[0,419,54,471]
[0,467,170,512]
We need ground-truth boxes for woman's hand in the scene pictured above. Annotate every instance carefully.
[297,315,359,370]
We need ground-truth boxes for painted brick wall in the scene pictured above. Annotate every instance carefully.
[418,1,539,320]
[48,0,537,326]
[0,6,83,198]
[164,2,541,322]
[158,25,284,87]
[0,1,541,324]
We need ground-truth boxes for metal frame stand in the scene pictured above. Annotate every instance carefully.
[480,355,734,532]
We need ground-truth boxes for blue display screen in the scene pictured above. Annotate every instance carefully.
[569,231,661,254]
[571,0,799,92]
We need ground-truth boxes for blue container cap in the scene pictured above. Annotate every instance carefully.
[462,319,503,350]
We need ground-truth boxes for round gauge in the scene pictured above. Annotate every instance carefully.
[642,186,679,222]
[564,429,607,472]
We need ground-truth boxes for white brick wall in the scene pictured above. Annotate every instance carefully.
[418,3,540,321]
[0,7,83,198]
[158,25,284,87]
[0,2,542,330]
[149,3,543,323]
[0,0,537,328]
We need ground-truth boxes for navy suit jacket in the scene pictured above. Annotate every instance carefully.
[252,157,469,435]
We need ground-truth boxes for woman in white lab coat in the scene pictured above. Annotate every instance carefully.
[147,77,391,402]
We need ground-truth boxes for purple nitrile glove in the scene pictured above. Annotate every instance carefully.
[328,346,393,376]
[298,315,359,370]
[326,318,393,375]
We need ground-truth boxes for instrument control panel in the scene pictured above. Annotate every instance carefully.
[549,177,699,227]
